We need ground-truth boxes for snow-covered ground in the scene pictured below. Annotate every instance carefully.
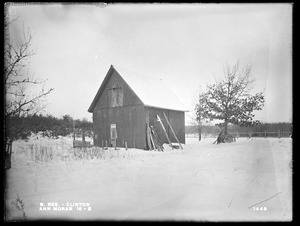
[5,136,292,221]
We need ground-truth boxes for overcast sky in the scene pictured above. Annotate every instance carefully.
[6,3,292,124]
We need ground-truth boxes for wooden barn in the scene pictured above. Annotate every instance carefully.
[88,65,187,150]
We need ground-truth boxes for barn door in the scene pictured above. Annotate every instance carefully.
[110,124,117,147]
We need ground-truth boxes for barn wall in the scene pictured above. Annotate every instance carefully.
[168,110,185,144]
[96,70,143,109]
[93,105,146,149]
[146,107,185,145]
[92,70,146,149]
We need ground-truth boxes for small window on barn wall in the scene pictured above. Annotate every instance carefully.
[108,87,123,107]
[110,124,117,140]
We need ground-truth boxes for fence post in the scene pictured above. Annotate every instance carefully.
[125,141,127,150]
[265,130,267,138]
[105,140,107,149]
[278,130,281,139]
[102,140,104,150]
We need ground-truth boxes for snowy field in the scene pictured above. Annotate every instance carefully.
[5,136,292,222]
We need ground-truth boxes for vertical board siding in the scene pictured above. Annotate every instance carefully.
[93,105,146,149]
[96,70,143,110]
[147,107,185,145]
[168,110,185,144]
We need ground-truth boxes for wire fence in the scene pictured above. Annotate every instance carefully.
[235,131,291,138]
[186,130,292,139]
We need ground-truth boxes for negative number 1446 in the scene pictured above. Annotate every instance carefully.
[253,207,267,211]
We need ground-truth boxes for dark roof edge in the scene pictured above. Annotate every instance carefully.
[87,65,115,113]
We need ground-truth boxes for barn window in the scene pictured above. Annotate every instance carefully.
[110,124,117,140]
[110,124,117,147]
[108,87,123,107]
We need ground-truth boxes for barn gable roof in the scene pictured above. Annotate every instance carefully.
[88,65,188,113]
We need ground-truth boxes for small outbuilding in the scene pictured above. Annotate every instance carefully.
[88,65,187,150]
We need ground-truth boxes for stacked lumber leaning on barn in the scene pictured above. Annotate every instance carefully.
[146,114,185,151]
[150,126,164,151]
[163,112,183,150]
[146,124,164,151]
[156,115,173,148]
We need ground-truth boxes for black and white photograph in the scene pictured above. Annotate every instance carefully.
[4,3,292,222]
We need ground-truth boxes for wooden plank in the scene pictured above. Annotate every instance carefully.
[150,126,164,152]
[156,115,172,148]
[149,131,156,151]
[163,112,183,150]
[146,123,152,151]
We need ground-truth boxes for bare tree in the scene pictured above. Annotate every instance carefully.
[195,62,264,142]
[4,18,53,169]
